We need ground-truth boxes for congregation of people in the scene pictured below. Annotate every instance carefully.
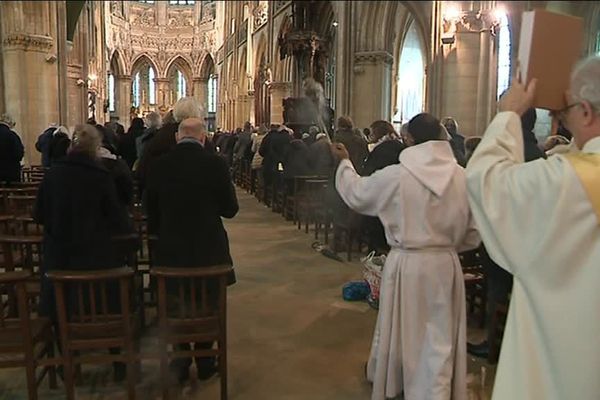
[0,54,598,400]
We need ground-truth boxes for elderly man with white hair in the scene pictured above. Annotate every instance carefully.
[137,97,207,190]
[466,55,600,400]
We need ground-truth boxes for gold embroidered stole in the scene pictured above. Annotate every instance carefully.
[565,153,600,224]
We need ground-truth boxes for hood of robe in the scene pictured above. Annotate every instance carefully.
[399,140,459,197]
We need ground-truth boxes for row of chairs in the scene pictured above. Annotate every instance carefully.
[234,162,368,261]
[0,174,232,399]
[0,263,231,400]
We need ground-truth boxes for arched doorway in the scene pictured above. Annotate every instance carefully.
[254,35,270,125]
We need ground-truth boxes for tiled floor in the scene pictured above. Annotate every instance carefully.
[0,189,495,399]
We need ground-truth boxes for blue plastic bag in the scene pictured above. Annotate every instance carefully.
[342,281,370,301]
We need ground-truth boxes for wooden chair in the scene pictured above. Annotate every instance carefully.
[47,267,140,400]
[0,270,57,400]
[0,235,44,312]
[151,265,232,400]
[332,211,365,262]
[487,302,508,364]
[459,247,487,328]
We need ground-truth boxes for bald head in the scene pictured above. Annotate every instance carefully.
[176,117,207,144]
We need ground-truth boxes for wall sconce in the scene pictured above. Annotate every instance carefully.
[45,54,57,63]
[441,4,506,45]
[76,79,85,87]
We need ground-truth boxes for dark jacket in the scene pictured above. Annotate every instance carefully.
[334,128,368,173]
[0,123,24,183]
[259,130,291,183]
[34,152,131,317]
[233,131,252,161]
[36,127,55,168]
[145,141,238,284]
[449,133,466,167]
[136,122,179,188]
[100,155,134,209]
[361,140,406,177]
[118,130,141,170]
[309,138,335,176]
[283,139,313,180]
[48,133,71,165]
[361,140,407,253]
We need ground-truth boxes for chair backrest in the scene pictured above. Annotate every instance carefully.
[0,235,44,275]
[151,265,231,334]
[46,267,135,347]
[111,234,141,271]
[459,246,484,274]
[0,270,34,343]
[6,195,36,218]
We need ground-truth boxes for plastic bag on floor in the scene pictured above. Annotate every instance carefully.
[342,281,370,301]
[362,251,386,301]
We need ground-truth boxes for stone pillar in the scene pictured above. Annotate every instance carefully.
[115,75,131,126]
[351,51,393,129]
[1,26,58,166]
[247,91,256,126]
[269,82,291,125]
[56,1,68,125]
[193,77,209,108]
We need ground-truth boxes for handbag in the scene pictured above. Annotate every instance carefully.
[361,251,386,301]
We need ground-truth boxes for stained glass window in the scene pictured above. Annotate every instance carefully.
[108,73,115,112]
[133,72,141,107]
[149,67,156,104]
[208,74,217,113]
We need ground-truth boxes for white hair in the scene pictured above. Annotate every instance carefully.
[173,97,206,122]
[571,55,600,115]
[71,124,101,156]
[53,125,70,137]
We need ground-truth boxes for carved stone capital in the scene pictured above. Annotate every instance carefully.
[268,81,292,92]
[193,77,209,84]
[2,34,54,52]
[354,51,394,66]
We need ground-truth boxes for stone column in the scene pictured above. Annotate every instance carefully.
[115,75,131,126]
[247,91,256,126]
[193,77,209,107]
[1,34,58,166]
[351,51,393,129]
[268,82,291,125]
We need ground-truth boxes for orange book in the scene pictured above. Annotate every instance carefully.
[517,9,584,111]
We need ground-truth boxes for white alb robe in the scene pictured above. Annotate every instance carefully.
[466,112,600,400]
[336,141,480,400]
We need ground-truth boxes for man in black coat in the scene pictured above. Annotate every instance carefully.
[145,117,238,382]
[0,115,24,184]
[442,117,467,167]
[36,125,57,168]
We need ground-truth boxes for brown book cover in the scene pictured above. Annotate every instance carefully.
[517,9,584,111]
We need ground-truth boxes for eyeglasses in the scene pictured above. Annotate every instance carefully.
[557,102,581,120]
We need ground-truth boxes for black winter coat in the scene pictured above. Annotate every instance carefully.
[309,139,335,176]
[0,123,24,183]
[283,139,312,180]
[259,130,291,183]
[145,142,238,284]
[333,128,368,173]
[34,152,132,317]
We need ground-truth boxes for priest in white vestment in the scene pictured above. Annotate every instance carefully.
[466,55,600,400]
[333,113,480,400]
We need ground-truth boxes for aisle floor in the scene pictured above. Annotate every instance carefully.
[0,189,495,399]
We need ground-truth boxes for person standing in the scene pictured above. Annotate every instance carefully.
[333,113,480,400]
[36,124,58,168]
[0,113,24,184]
[466,56,600,400]
[145,118,238,382]
[442,117,467,167]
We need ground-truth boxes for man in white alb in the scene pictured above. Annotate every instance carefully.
[466,55,600,400]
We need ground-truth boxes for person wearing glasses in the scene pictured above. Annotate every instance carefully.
[466,55,600,400]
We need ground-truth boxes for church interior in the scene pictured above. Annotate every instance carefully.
[0,1,599,399]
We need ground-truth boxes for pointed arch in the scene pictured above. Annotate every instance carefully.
[165,55,194,81]
[238,48,248,94]
[109,49,126,76]
[130,53,160,77]
[199,53,216,80]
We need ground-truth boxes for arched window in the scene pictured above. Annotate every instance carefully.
[496,13,511,99]
[393,20,426,128]
[131,61,156,109]
[133,72,141,107]
[177,70,187,100]
[108,73,115,112]
[208,74,217,113]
